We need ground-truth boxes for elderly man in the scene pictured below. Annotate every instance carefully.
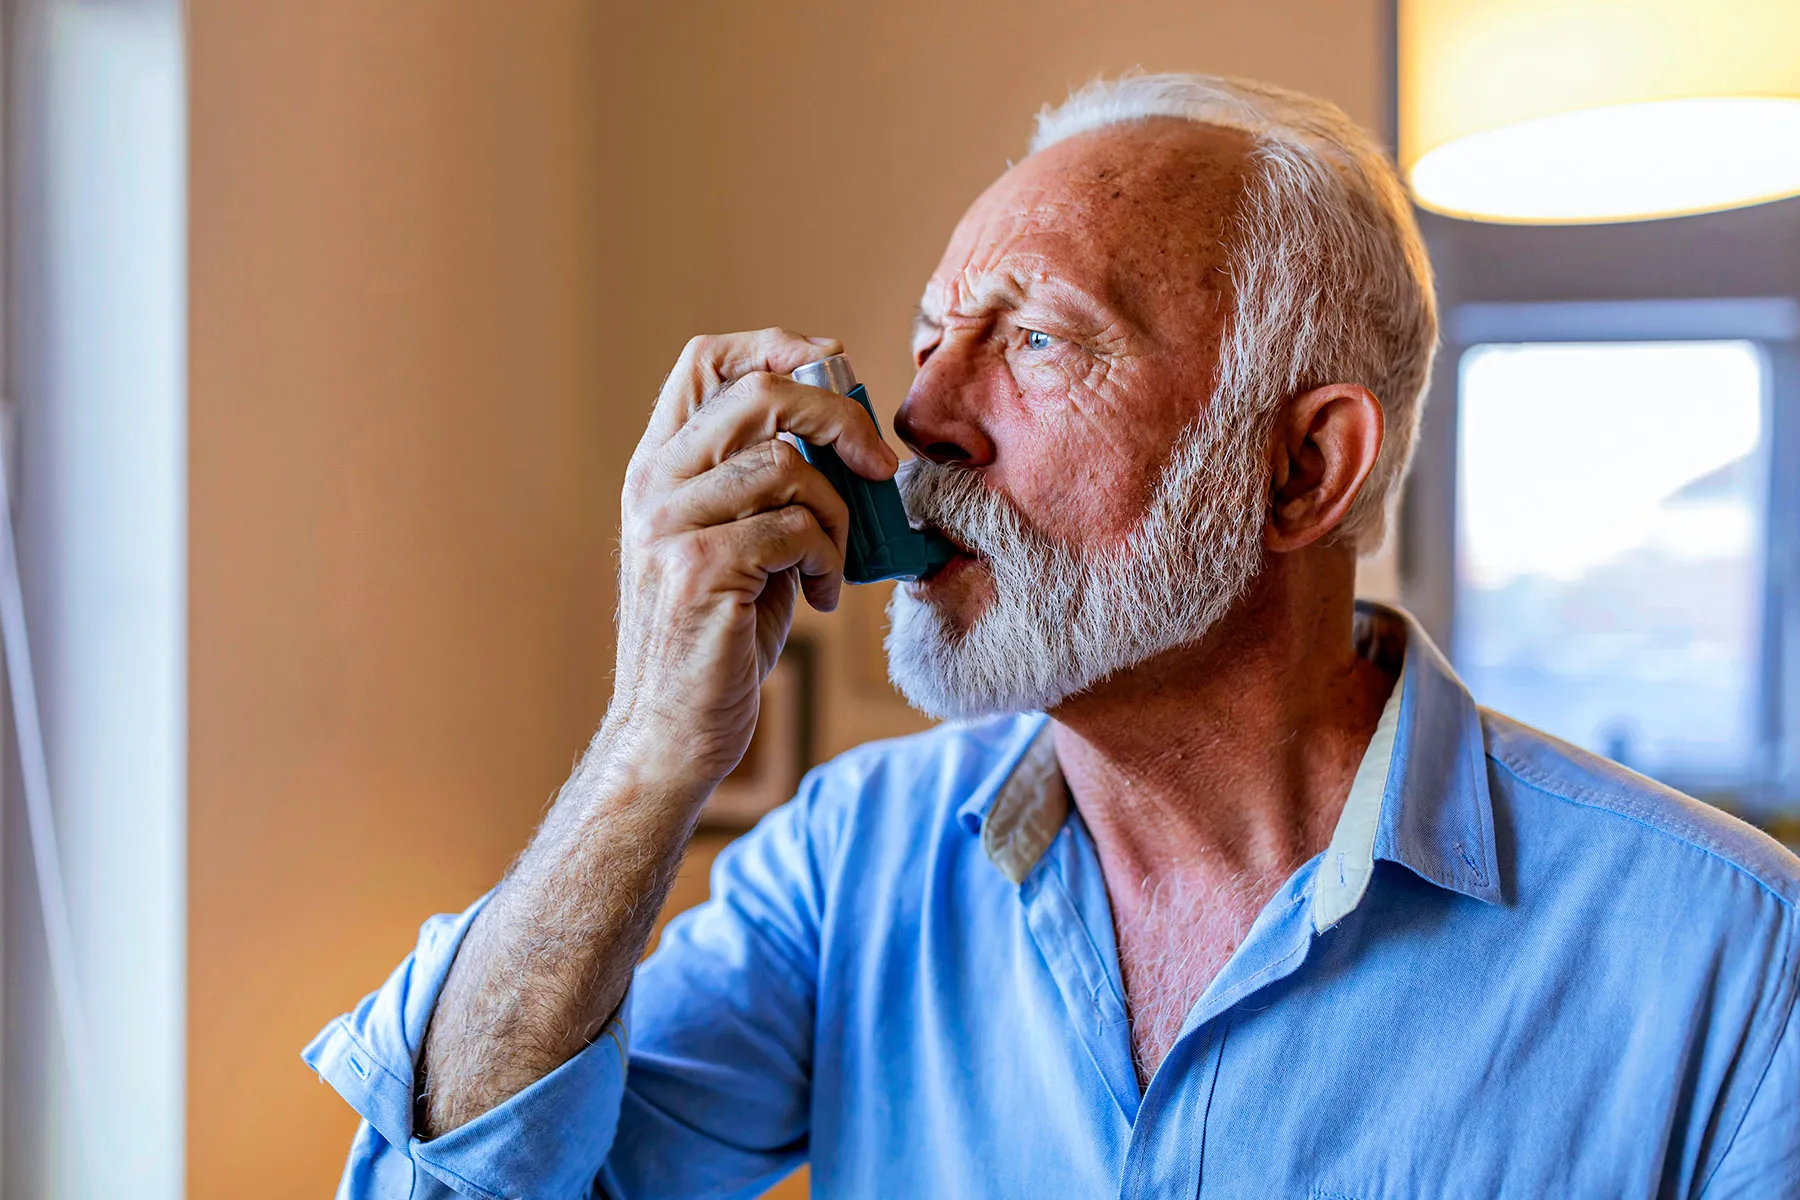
[307,75,1799,1197]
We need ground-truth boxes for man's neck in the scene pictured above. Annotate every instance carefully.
[1048,550,1397,1084]
[1049,551,1395,893]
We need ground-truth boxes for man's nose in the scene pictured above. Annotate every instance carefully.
[893,349,997,468]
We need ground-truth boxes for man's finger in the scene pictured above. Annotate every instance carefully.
[649,439,851,560]
[659,372,898,485]
[685,505,845,612]
[643,328,843,448]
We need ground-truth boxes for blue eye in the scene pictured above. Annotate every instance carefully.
[1024,329,1053,351]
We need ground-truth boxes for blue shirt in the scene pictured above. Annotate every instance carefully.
[305,604,1800,1198]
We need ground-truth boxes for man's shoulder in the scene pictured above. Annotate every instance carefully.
[796,712,1045,833]
[1478,707,1800,912]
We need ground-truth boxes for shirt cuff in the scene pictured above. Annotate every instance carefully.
[301,893,631,1199]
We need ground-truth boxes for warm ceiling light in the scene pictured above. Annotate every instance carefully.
[1400,0,1800,224]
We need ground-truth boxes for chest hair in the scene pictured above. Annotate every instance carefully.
[1113,869,1277,1087]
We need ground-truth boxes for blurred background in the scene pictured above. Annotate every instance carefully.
[0,1,1795,1197]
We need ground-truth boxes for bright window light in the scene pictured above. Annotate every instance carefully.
[1455,341,1766,787]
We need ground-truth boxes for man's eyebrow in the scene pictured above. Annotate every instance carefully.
[910,275,1030,337]
[913,273,1126,338]
[1020,276,1117,326]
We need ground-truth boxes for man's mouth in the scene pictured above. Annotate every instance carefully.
[920,526,980,583]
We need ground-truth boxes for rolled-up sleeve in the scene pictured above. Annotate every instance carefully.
[302,894,631,1199]
[304,770,836,1200]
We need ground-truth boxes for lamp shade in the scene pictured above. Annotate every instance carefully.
[1400,0,1800,224]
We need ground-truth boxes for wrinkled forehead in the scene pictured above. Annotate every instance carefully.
[924,118,1255,322]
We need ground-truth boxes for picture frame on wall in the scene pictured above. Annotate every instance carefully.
[698,636,818,830]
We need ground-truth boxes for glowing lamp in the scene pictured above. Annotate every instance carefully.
[1400,0,1800,224]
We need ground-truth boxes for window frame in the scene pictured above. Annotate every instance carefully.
[1402,296,1800,820]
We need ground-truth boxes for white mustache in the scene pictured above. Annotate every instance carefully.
[895,458,1048,567]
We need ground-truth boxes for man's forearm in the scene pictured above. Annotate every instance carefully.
[417,733,708,1137]
[412,326,872,1140]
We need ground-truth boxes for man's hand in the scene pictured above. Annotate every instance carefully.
[417,329,893,1136]
[610,328,895,790]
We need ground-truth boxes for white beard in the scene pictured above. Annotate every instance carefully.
[886,408,1269,721]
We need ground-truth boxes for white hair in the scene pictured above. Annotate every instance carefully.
[1032,73,1438,552]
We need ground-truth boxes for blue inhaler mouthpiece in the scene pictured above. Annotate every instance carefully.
[791,355,959,584]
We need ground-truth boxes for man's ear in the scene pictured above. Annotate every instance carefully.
[1264,382,1384,553]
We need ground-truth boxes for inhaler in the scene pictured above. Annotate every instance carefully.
[791,354,958,583]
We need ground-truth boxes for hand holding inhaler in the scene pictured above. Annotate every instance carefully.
[424,329,914,1135]
[606,331,930,794]
[791,354,957,584]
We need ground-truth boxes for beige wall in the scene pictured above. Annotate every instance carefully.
[187,3,1385,1196]
[187,4,619,1192]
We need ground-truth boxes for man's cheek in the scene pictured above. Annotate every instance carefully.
[1009,446,1143,547]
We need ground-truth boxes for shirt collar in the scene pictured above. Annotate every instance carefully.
[956,714,1063,884]
[1365,601,1502,909]
[957,602,1503,918]
[1311,607,1405,930]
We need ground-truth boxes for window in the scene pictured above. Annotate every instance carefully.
[1454,341,1768,794]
